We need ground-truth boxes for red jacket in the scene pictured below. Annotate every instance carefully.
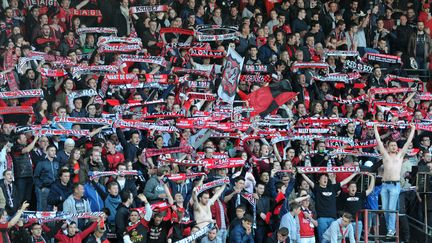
[105,151,125,170]
[210,199,229,229]
[55,222,97,243]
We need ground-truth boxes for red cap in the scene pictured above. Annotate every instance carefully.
[424,3,430,9]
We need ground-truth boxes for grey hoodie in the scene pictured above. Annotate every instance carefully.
[143,176,166,203]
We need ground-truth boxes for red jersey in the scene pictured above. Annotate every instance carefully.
[298,208,315,237]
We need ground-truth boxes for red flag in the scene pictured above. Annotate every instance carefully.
[248,82,297,117]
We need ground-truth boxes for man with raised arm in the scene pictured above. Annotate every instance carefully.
[192,176,227,229]
[300,171,358,243]
[374,123,415,237]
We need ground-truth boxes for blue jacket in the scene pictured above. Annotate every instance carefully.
[280,212,300,242]
[229,224,254,243]
[258,44,278,64]
[268,177,295,217]
[56,150,70,167]
[84,182,106,212]
[34,159,59,188]
[169,180,192,203]
[105,194,122,223]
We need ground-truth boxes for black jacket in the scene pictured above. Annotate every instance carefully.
[256,196,271,226]
[112,8,129,37]
[292,82,319,106]
[11,144,33,178]
[97,0,115,27]
[13,222,60,243]
[266,231,289,243]
[116,129,150,163]
[117,179,137,197]
[30,149,46,167]
[116,128,139,162]
[115,203,130,241]
[0,181,19,215]
[47,180,73,210]
[319,12,336,36]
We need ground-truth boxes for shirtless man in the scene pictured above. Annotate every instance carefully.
[192,176,227,229]
[374,123,415,236]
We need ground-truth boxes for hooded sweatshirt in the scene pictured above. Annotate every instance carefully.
[105,194,121,223]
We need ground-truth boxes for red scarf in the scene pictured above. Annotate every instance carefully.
[286,45,297,58]
[340,224,348,243]
[303,87,310,110]
[66,38,76,48]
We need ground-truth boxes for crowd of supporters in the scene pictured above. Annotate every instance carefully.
[0,0,431,242]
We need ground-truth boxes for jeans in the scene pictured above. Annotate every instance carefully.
[352,221,363,241]
[36,187,50,211]
[367,212,378,229]
[15,177,33,206]
[317,217,334,243]
[380,182,401,232]
[217,228,228,242]
[300,237,316,243]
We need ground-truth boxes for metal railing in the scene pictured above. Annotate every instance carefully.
[405,214,432,243]
[355,209,400,243]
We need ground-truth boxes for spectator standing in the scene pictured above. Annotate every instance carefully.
[84,177,106,212]
[144,166,169,204]
[340,173,376,241]
[0,201,30,241]
[34,145,60,211]
[123,197,152,243]
[254,182,271,243]
[105,181,122,226]
[374,123,415,236]
[301,172,358,242]
[1,170,19,215]
[54,220,99,242]
[11,133,39,205]
[63,183,91,229]
[298,189,317,243]
[47,168,73,211]
[201,228,222,243]
[280,202,302,243]
[408,21,432,69]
